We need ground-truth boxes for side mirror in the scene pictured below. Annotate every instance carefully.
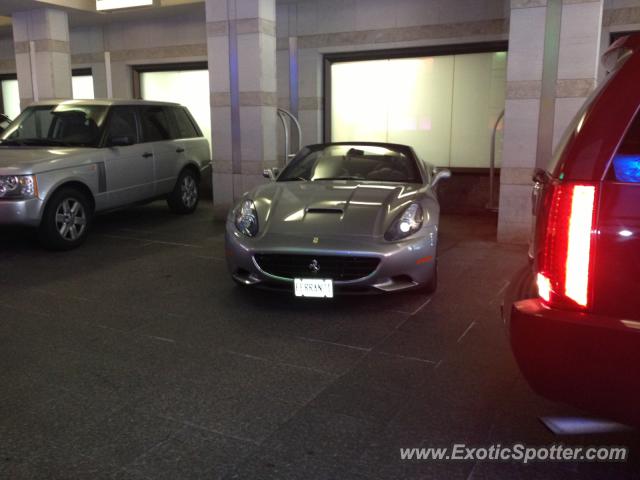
[431,168,451,188]
[262,167,279,181]
[109,136,133,147]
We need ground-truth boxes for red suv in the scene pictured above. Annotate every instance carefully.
[504,34,640,427]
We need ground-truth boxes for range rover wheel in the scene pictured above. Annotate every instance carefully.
[39,187,92,251]
[168,169,199,214]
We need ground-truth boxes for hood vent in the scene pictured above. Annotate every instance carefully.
[306,208,344,214]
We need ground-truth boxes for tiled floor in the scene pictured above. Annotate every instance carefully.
[0,200,638,479]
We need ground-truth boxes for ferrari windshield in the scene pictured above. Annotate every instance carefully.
[0,104,109,147]
[278,144,422,183]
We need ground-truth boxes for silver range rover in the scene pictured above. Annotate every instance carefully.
[0,100,211,249]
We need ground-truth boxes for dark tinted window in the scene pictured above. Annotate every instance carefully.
[140,106,172,142]
[548,55,628,177]
[278,145,422,183]
[105,107,138,144]
[172,107,199,138]
[612,114,640,183]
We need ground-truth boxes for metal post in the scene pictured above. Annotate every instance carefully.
[277,109,290,165]
[29,41,39,102]
[277,108,302,164]
[104,51,113,99]
[487,109,505,212]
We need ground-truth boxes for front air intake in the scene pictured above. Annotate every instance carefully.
[254,254,379,281]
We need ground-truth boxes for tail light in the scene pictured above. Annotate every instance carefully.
[537,181,598,309]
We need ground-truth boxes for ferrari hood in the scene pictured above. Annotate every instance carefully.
[251,181,423,238]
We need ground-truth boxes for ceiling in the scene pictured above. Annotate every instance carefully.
[0,0,206,34]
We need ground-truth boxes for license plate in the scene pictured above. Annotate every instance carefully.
[294,278,334,298]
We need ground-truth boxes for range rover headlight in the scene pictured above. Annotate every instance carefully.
[234,199,259,237]
[0,175,37,199]
[385,202,424,241]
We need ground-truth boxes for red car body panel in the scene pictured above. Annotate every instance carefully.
[506,34,640,427]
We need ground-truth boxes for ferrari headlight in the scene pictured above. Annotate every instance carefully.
[0,175,37,199]
[385,202,423,241]
[234,199,259,237]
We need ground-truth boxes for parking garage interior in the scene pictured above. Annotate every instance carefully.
[1,0,640,479]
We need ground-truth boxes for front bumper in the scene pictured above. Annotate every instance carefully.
[504,266,640,427]
[225,225,437,294]
[0,198,44,227]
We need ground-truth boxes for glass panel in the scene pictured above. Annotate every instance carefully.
[330,52,507,169]
[1,104,108,147]
[140,106,173,142]
[386,57,454,168]
[106,107,138,144]
[331,59,389,144]
[450,52,506,168]
[172,107,199,138]
[140,70,210,146]
[1,79,21,120]
[613,111,640,183]
[72,75,95,100]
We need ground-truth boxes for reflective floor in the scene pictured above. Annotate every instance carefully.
[0,199,638,479]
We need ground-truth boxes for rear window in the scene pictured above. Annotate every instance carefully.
[171,107,200,139]
[612,112,640,183]
[547,48,631,176]
[140,106,172,142]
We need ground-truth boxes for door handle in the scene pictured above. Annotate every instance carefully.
[142,152,153,158]
[176,147,185,153]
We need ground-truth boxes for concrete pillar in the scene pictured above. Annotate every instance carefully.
[206,0,278,217]
[498,0,549,243]
[553,0,603,148]
[498,0,603,243]
[12,8,72,109]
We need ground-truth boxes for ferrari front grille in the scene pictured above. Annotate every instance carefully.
[254,254,380,281]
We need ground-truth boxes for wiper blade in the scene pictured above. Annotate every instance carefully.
[0,140,23,146]
[313,176,364,181]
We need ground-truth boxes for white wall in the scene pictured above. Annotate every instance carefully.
[0,35,15,75]
[68,10,207,99]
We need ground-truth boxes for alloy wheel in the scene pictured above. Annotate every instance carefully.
[181,175,198,209]
[54,198,87,241]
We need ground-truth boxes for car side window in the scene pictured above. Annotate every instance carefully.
[613,114,640,183]
[171,107,199,139]
[105,107,138,145]
[140,106,173,142]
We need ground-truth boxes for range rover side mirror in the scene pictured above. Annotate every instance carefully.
[431,168,451,188]
[109,136,133,147]
[263,167,279,181]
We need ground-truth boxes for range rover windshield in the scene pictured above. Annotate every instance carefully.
[0,104,109,148]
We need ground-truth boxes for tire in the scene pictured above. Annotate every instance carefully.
[167,169,200,214]
[38,187,92,251]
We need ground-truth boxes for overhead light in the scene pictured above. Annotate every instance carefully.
[96,0,153,11]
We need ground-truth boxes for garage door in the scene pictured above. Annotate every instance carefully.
[72,73,95,100]
[1,78,20,120]
[0,71,95,120]
[330,51,506,169]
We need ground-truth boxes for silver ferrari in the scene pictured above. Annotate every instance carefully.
[225,142,450,297]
